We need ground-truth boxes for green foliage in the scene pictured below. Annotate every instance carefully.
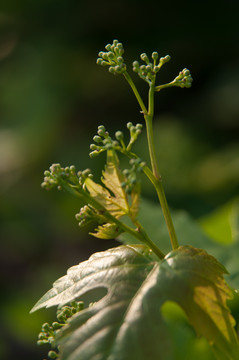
[32,245,237,360]
[32,40,239,360]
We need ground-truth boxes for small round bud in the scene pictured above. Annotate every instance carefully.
[152,52,158,61]
[77,301,84,310]
[52,322,62,330]
[98,125,105,134]
[48,350,58,359]
[90,144,98,150]
[140,53,149,63]
[96,58,103,65]
[38,332,47,340]
[107,52,114,60]
[105,44,112,51]
[117,56,123,64]
[118,48,124,56]
[89,150,99,158]
[127,122,133,129]
[44,170,51,176]
[57,314,66,322]
[115,131,124,140]
[37,339,49,346]
[93,136,101,143]
[109,66,115,74]
[42,323,51,332]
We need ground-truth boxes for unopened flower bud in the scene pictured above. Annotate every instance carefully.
[140,53,149,63]
[105,44,112,51]
[93,135,102,143]
[48,350,58,359]
[115,131,124,140]
[152,52,158,61]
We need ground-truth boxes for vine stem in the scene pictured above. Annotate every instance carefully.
[123,71,179,250]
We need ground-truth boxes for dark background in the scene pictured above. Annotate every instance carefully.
[0,0,239,359]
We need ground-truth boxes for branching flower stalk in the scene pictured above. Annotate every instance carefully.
[35,40,239,360]
[97,40,192,250]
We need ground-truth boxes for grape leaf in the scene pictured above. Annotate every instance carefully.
[120,198,239,289]
[31,245,238,360]
[84,150,129,219]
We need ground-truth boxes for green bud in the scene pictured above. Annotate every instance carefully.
[52,322,62,330]
[127,122,133,129]
[113,39,118,47]
[90,144,98,150]
[42,323,51,332]
[96,58,103,65]
[48,350,58,359]
[37,339,49,346]
[115,131,124,140]
[38,332,47,340]
[89,150,99,158]
[160,55,171,64]
[50,164,61,174]
[77,301,84,311]
[57,313,66,323]
[105,44,112,51]
[152,52,158,61]
[140,53,149,64]
[97,125,105,134]
[107,51,114,60]
[93,135,102,143]
[118,48,124,56]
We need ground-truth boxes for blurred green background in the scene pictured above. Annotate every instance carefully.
[0,0,239,359]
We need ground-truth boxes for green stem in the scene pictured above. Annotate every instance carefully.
[123,72,147,115]
[144,81,161,179]
[144,168,178,250]
[144,82,179,250]
[155,81,175,92]
[123,74,179,250]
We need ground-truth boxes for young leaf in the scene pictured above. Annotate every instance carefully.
[90,223,124,239]
[31,245,238,360]
[84,150,131,219]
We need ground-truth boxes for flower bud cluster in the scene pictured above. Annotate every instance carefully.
[127,122,143,150]
[173,68,193,88]
[75,205,102,228]
[122,158,146,193]
[133,51,171,84]
[42,164,93,190]
[90,123,143,157]
[89,125,119,158]
[96,40,126,75]
[37,301,84,359]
